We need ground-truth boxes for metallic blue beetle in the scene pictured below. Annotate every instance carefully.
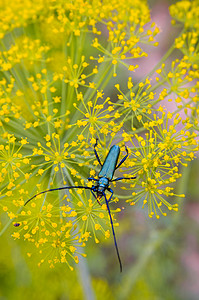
[18,139,136,272]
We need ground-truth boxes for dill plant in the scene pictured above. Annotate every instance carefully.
[0,0,198,288]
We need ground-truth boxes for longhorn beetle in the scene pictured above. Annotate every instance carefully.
[19,139,136,272]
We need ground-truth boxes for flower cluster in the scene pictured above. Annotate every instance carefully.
[0,0,198,270]
[120,111,197,218]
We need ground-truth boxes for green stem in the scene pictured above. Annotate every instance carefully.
[141,43,175,81]
[61,41,68,117]
[130,28,184,95]
[61,168,96,300]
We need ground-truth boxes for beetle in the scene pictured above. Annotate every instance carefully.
[19,139,136,272]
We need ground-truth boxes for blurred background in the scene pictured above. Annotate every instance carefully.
[0,0,199,299]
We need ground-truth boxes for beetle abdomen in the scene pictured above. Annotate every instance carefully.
[98,145,120,180]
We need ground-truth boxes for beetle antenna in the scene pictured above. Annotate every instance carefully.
[103,192,122,272]
[24,186,92,206]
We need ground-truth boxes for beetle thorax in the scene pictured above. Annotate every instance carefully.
[96,177,109,196]
[98,177,109,187]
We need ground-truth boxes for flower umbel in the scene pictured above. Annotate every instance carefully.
[0,0,198,273]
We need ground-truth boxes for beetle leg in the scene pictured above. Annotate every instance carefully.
[88,177,98,181]
[111,176,136,182]
[94,138,103,166]
[107,188,113,202]
[91,186,102,205]
[116,146,129,169]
